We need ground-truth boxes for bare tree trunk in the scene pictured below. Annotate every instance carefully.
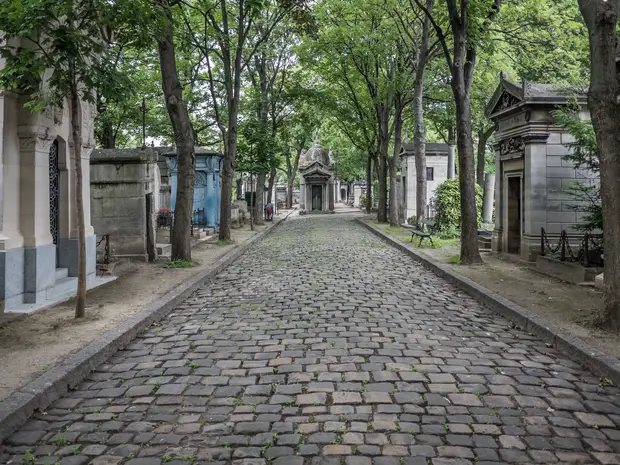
[578,0,620,329]
[267,168,276,204]
[157,0,195,260]
[390,101,404,226]
[69,76,87,319]
[366,155,373,214]
[254,172,266,225]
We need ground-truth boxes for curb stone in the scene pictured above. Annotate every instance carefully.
[357,218,620,386]
[0,209,296,442]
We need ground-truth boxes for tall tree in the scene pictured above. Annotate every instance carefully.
[415,0,501,264]
[578,0,620,330]
[156,0,196,261]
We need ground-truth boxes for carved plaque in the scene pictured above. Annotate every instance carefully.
[499,137,525,160]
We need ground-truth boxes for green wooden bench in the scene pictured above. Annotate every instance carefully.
[401,219,436,247]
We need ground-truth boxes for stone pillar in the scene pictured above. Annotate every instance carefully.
[522,134,549,260]
[447,145,456,179]
[18,132,56,303]
[491,146,502,253]
[483,173,496,224]
[206,170,215,227]
[328,181,335,212]
[299,178,306,210]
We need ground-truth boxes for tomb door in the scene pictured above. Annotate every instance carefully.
[312,185,322,211]
[507,176,522,254]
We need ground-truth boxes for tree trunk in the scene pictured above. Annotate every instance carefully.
[390,101,404,226]
[366,155,373,214]
[220,137,235,240]
[453,78,482,264]
[378,111,389,223]
[69,77,87,319]
[413,0,432,224]
[413,84,427,224]
[287,180,294,209]
[450,22,482,265]
[578,0,620,329]
[236,176,243,200]
[267,168,276,204]
[254,172,266,225]
[157,0,195,260]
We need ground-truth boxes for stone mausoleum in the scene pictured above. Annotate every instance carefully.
[401,142,450,219]
[165,148,223,228]
[486,74,591,260]
[90,148,159,262]
[0,68,98,312]
[299,133,335,213]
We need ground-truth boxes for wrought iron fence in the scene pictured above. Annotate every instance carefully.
[540,227,603,267]
[96,234,110,265]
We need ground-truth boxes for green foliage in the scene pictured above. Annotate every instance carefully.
[432,180,483,232]
[553,107,601,233]
[166,259,194,268]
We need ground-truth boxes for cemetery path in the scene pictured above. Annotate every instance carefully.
[3,214,620,465]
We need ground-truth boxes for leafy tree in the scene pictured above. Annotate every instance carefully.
[578,0,620,329]
[156,0,196,262]
[0,0,153,317]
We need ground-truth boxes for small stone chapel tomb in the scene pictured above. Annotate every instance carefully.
[486,74,591,260]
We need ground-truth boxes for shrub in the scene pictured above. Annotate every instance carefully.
[431,179,483,232]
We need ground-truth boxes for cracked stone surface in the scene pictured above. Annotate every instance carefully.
[2,214,620,465]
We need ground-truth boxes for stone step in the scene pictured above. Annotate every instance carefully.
[55,268,69,280]
[46,276,78,300]
[157,243,171,256]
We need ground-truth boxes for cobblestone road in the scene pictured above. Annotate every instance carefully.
[3,215,620,465]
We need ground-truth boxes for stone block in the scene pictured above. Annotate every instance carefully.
[0,247,25,310]
[547,212,576,223]
[546,144,571,156]
[546,155,563,167]
[547,167,576,178]
[595,273,604,289]
[536,255,602,284]
[23,243,56,303]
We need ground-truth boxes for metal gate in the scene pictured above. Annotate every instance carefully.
[49,140,60,265]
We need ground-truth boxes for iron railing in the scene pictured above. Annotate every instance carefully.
[96,234,110,265]
[540,227,603,267]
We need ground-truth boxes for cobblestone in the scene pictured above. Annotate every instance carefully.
[2,215,620,464]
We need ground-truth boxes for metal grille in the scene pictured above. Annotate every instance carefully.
[49,140,60,249]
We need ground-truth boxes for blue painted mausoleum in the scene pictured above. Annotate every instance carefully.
[165,148,223,228]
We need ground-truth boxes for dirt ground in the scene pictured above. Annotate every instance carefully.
[373,222,618,360]
[0,215,288,402]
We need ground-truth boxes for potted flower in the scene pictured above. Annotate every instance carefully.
[407,215,417,226]
[158,208,173,228]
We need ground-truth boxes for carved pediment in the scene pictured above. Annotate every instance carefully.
[492,91,522,114]
[499,137,525,160]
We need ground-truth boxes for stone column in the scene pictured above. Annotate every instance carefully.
[328,181,335,212]
[483,173,496,224]
[447,145,456,179]
[522,134,549,260]
[491,145,502,253]
[299,177,306,210]
[18,132,56,303]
